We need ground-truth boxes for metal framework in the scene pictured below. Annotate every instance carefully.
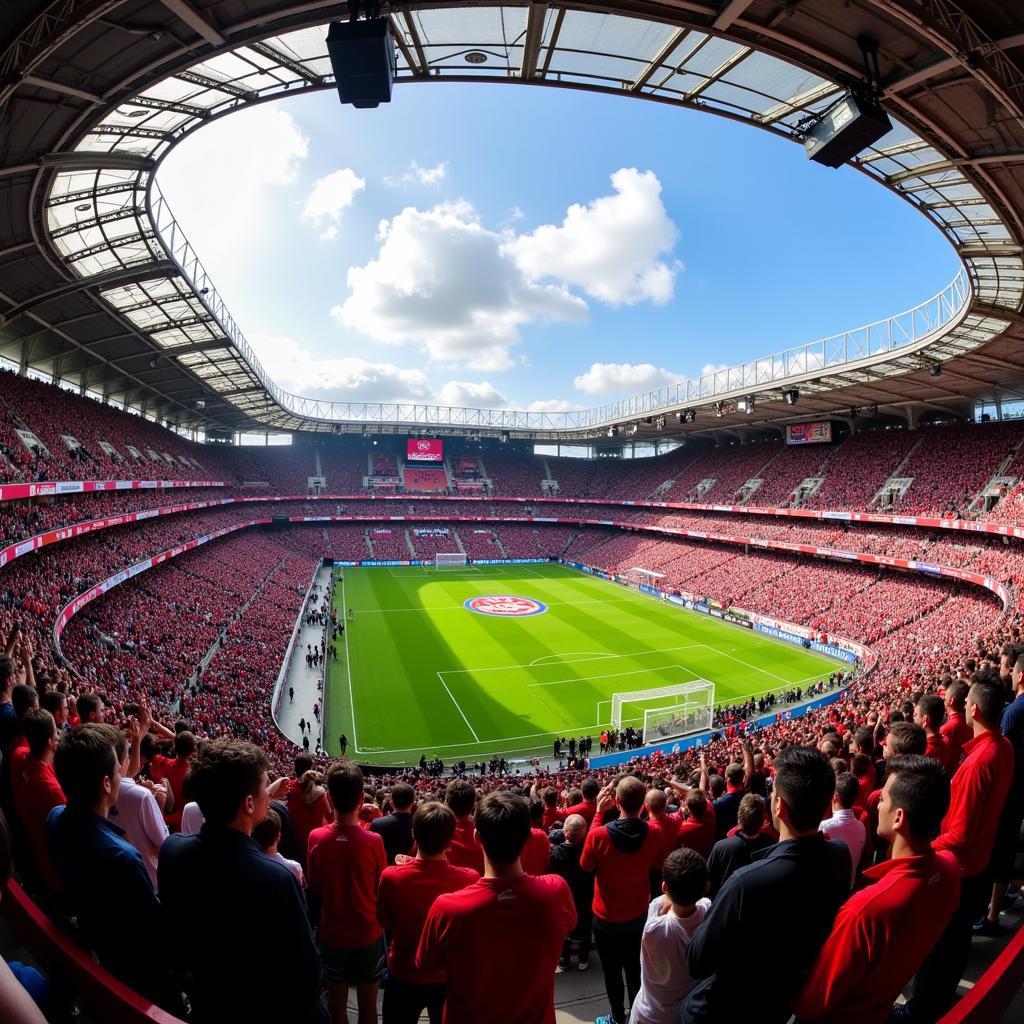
[0,1,1023,439]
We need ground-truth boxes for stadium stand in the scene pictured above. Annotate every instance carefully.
[5,4,1024,1023]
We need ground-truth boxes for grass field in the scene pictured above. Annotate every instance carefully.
[324,563,839,765]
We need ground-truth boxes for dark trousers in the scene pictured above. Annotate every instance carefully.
[381,976,446,1024]
[562,906,593,965]
[907,870,990,1022]
[593,914,645,1024]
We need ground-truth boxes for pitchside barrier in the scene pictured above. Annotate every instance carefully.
[588,687,848,769]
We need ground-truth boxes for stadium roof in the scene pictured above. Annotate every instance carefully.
[0,0,1022,442]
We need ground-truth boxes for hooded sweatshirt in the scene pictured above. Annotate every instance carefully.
[581,817,660,922]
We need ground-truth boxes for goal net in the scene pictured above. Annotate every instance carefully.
[620,566,665,589]
[610,680,715,745]
[435,553,468,569]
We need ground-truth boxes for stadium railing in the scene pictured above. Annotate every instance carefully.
[937,923,1024,1024]
[2,879,185,1024]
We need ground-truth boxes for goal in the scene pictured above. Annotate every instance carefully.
[435,553,468,569]
[620,566,665,590]
[610,680,715,745]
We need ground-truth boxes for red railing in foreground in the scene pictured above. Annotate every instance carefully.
[937,920,1024,1024]
[2,880,184,1024]
[5,870,1024,1022]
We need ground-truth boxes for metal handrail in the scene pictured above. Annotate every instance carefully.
[151,181,972,432]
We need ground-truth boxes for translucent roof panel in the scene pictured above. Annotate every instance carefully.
[35,7,1024,430]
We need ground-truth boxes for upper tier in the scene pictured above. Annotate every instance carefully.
[5,371,1024,524]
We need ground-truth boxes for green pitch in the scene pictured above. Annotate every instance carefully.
[324,563,839,765]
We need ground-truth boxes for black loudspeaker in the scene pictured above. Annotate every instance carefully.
[803,92,892,168]
[327,19,397,109]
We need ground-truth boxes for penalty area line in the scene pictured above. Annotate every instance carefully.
[436,672,480,743]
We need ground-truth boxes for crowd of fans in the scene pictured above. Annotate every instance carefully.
[1,615,1022,1023]
[2,380,1024,1021]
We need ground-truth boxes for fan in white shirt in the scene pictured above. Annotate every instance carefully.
[630,848,711,1024]
[112,731,170,889]
[818,771,867,888]
[253,808,305,887]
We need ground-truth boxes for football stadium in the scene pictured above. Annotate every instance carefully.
[1,2,1024,1023]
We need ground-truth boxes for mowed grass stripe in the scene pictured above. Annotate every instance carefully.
[324,564,839,765]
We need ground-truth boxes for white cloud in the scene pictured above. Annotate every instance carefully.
[437,380,508,408]
[157,106,308,268]
[303,168,366,240]
[700,362,730,377]
[332,199,587,371]
[573,361,682,396]
[508,168,680,306]
[384,160,447,187]
[527,399,586,413]
[248,332,432,404]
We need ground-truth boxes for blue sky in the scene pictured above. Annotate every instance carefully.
[157,82,959,412]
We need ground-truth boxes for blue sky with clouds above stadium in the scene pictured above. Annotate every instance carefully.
[157,83,959,412]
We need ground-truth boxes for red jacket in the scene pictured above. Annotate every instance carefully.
[924,732,949,767]
[933,730,1015,876]
[676,805,716,859]
[794,851,960,1024]
[580,820,660,922]
[940,713,973,773]
[564,798,597,826]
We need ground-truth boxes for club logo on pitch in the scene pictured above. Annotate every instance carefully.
[464,595,548,617]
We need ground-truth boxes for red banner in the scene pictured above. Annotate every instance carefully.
[406,438,443,462]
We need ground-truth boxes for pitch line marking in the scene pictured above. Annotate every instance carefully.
[525,664,700,691]
[341,573,359,754]
[439,644,705,677]
[436,672,480,742]
[529,652,614,666]
[694,643,832,688]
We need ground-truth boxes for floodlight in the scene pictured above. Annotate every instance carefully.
[784,388,799,405]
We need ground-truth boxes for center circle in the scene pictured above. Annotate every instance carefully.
[464,595,548,617]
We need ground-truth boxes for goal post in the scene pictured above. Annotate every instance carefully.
[435,553,467,569]
[609,680,715,744]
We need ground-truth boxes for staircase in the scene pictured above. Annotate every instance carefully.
[870,435,926,509]
[453,531,466,554]
[404,529,416,558]
[494,532,509,558]
[363,531,373,557]
[690,478,716,501]
[736,478,763,504]
[792,477,825,506]
[969,436,1024,513]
